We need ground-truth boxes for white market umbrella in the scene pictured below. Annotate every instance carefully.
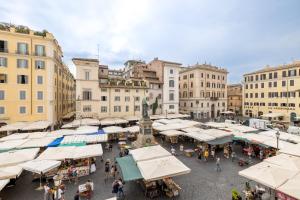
[0,148,40,167]
[0,179,9,192]
[0,166,23,179]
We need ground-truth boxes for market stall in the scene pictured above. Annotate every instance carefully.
[62,118,100,129]
[0,139,29,151]
[21,121,52,132]
[0,166,23,180]
[159,130,184,144]
[116,155,143,182]
[0,133,29,141]
[123,126,139,141]
[0,122,29,134]
[103,126,125,140]
[277,172,300,200]
[17,137,57,149]
[75,126,99,135]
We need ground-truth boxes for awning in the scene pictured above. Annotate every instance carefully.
[277,172,300,200]
[123,126,139,133]
[130,145,171,162]
[0,166,23,179]
[137,155,191,181]
[0,148,40,167]
[184,131,216,142]
[19,159,61,174]
[103,126,124,134]
[22,121,52,131]
[160,130,184,137]
[0,179,9,192]
[0,133,29,141]
[75,126,99,135]
[207,136,233,145]
[220,111,235,114]
[116,156,143,182]
[0,122,29,132]
[261,113,284,118]
[18,137,57,149]
[0,139,29,151]
[47,137,64,147]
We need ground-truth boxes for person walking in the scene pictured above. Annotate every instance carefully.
[216,157,221,172]
[204,149,209,161]
[111,165,117,179]
[197,148,202,160]
[112,180,119,197]
[179,144,184,155]
[43,183,51,200]
[211,148,215,160]
[118,178,124,198]
[74,190,80,200]
[231,151,236,162]
[104,159,111,182]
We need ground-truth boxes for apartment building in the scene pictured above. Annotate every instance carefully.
[147,58,181,114]
[123,59,145,79]
[0,23,75,125]
[131,62,163,115]
[227,84,242,115]
[74,58,149,119]
[179,64,228,119]
[243,61,300,123]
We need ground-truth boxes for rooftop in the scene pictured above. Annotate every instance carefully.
[151,57,182,65]
[244,60,300,76]
[180,63,228,73]
[72,58,99,63]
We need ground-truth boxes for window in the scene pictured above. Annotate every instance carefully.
[82,90,92,100]
[37,76,43,84]
[135,97,140,101]
[0,107,4,114]
[19,106,26,114]
[0,57,7,67]
[37,106,43,113]
[83,105,91,112]
[274,72,278,78]
[35,60,45,69]
[0,91,4,100]
[282,81,286,87]
[126,106,129,112]
[125,89,129,92]
[169,93,174,101]
[114,106,121,112]
[169,105,175,109]
[273,82,277,87]
[269,73,272,79]
[255,84,258,88]
[17,59,28,68]
[170,69,173,74]
[17,43,28,54]
[101,106,107,113]
[290,80,295,86]
[115,96,120,101]
[268,82,272,88]
[85,71,90,80]
[35,45,45,56]
[134,106,140,111]
[0,40,8,53]
[261,83,264,88]
[282,71,287,77]
[19,90,26,100]
[125,96,130,101]
[0,74,7,83]
[115,89,120,92]
[169,80,174,87]
[17,75,28,84]
[190,73,194,78]
[261,93,264,98]
[101,96,107,101]
[101,88,107,92]
[37,91,43,100]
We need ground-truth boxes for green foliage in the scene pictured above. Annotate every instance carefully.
[15,26,30,34]
[231,188,240,200]
[34,30,48,37]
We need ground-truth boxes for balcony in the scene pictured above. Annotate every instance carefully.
[210,97,219,101]
[15,50,29,55]
[34,52,46,57]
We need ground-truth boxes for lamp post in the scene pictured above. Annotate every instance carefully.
[275,128,280,151]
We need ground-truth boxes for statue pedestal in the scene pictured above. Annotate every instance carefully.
[132,117,156,148]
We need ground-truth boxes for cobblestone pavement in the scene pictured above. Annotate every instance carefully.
[0,140,259,200]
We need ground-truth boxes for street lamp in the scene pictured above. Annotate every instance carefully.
[275,128,280,151]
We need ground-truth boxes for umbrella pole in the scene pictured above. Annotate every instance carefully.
[36,173,43,190]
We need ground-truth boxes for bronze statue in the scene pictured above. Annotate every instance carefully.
[142,97,149,118]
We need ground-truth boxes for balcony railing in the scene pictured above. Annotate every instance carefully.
[34,52,46,57]
[15,50,29,55]
[210,97,219,101]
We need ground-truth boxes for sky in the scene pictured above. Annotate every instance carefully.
[1,0,300,83]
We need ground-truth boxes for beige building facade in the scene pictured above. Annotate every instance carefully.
[179,64,228,119]
[0,23,75,125]
[74,58,148,119]
[243,61,300,123]
[227,84,242,115]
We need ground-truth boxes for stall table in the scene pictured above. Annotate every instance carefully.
[184,149,195,157]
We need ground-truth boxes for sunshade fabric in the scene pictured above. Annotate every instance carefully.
[61,134,107,145]
[22,121,51,131]
[0,122,29,132]
[123,126,139,133]
[238,162,298,189]
[37,144,103,160]
[0,139,29,151]
[130,145,171,162]
[277,172,300,200]
[137,155,191,181]
[0,133,29,141]
[0,148,40,167]
[103,126,124,134]
[116,156,143,181]
[0,179,9,191]
[18,137,56,148]
[0,166,23,179]
[75,126,99,135]
[160,130,184,137]
[207,136,233,145]
[184,131,216,142]
[19,159,61,174]
[47,137,64,147]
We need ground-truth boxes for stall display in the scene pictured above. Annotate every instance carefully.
[140,180,160,199]
[163,178,181,198]
[184,149,195,157]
